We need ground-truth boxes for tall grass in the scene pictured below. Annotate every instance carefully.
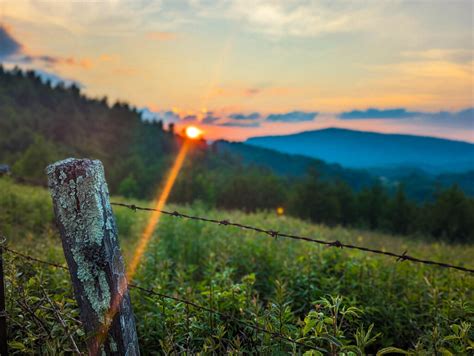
[2,178,473,354]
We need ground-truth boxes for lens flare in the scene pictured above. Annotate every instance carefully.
[185,126,202,139]
[95,141,191,352]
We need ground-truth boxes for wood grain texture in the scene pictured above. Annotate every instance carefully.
[47,158,139,355]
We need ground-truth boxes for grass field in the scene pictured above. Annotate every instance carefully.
[1,177,473,354]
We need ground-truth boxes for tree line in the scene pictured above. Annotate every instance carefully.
[1,66,473,243]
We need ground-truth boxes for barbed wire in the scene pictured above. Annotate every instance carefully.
[111,202,474,274]
[1,246,324,352]
[3,246,68,270]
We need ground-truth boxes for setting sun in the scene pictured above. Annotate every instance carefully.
[185,126,203,139]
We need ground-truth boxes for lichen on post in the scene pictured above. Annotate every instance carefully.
[46,158,140,355]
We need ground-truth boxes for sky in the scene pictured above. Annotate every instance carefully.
[0,0,473,142]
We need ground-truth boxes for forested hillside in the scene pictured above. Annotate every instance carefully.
[213,140,374,190]
[214,140,474,199]
[246,127,474,173]
[1,66,473,242]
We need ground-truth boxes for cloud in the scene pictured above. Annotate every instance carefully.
[202,112,220,124]
[140,107,266,127]
[32,55,93,68]
[140,108,227,126]
[34,55,58,64]
[182,115,197,122]
[189,1,383,38]
[140,108,181,124]
[0,26,84,88]
[187,0,472,44]
[0,25,22,60]
[224,112,262,126]
[6,0,168,36]
[338,108,473,131]
[337,107,473,131]
[139,105,472,134]
[266,111,317,122]
[163,110,181,122]
[229,112,261,120]
[217,121,261,127]
[419,108,473,129]
[0,24,93,69]
[334,107,473,133]
[339,108,419,119]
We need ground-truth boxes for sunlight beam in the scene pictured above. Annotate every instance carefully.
[95,139,191,353]
[126,139,190,279]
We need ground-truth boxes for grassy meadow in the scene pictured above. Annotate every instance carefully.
[1,177,473,354]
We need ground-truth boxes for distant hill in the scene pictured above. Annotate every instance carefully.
[213,140,474,199]
[246,128,474,174]
[213,140,375,190]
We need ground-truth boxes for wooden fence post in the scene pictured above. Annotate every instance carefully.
[46,158,140,355]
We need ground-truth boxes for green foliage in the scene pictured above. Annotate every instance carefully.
[12,135,60,185]
[2,180,473,354]
[357,183,390,230]
[216,167,286,212]
[118,175,140,198]
[0,177,54,239]
[427,185,474,242]
[388,185,416,235]
[4,257,83,354]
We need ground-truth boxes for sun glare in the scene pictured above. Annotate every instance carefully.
[97,140,192,350]
[186,126,202,139]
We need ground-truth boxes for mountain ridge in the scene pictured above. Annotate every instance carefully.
[248,127,473,144]
[213,140,375,190]
[246,127,474,174]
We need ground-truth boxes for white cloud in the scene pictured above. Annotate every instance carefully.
[4,0,168,35]
[189,0,382,37]
[6,0,473,41]
[140,107,181,123]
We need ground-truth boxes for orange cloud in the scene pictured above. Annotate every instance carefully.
[25,54,94,69]
[0,24,94,70]
[70,57,93,68]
